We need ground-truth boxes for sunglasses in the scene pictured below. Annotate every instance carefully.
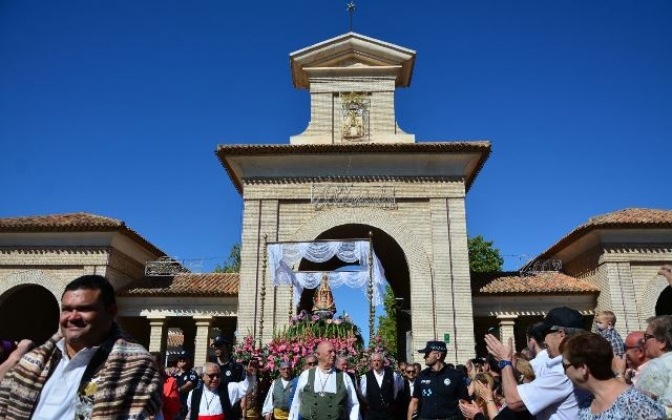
[405,370,416,374]
[205,373,221,380]
[305,361,316,366]
[643,333,656,342]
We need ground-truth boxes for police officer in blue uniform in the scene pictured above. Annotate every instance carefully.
[407,341,469,420]
[173,351,200,420]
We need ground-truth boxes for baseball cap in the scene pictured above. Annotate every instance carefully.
[540,307,585,334]
[212,335,229,347]
[417,340,447,353]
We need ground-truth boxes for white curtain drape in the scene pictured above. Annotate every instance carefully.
[267,240,387,306]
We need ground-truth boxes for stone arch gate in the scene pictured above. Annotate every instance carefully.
[233,190,479,365]
[0,270,63,344]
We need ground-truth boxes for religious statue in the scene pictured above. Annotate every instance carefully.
[312,273,337,317]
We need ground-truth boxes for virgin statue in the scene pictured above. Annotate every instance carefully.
[312,273,336,317]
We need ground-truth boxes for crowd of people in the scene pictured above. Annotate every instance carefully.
[0,266,671,419]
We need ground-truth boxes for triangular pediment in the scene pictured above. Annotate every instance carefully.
[290,32,416,89]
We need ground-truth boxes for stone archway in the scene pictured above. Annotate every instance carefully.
[641,274,671,320]
[0,270,65,344]
[0,284,59,344]
[288,207,440,361]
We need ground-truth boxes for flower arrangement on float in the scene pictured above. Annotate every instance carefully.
[232,311,394,380]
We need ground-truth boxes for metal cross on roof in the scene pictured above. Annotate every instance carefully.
[347,1,356,32]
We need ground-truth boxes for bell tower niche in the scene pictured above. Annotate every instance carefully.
[289,32,416,145]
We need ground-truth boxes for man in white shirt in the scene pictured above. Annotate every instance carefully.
[359,353,403,420]
[187,361,256,420]
[486,306,587,420]
[0,274,162,420]
[263,361,296,420]
[527,322,550,377]
[288,341,360,420]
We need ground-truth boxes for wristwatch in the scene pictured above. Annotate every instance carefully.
[498,360,513,369]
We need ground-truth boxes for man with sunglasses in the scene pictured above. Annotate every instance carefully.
[635,314,672,417]
[485,306,586,420]
[613,331,649,385]
[187,360,257,420]
[397,364,418,420]
[407,340,468,420]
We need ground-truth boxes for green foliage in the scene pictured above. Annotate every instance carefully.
[468,235,504,273]
[375,285,397,357]
[214,243,241,273]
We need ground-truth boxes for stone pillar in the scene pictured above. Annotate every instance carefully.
[147,316,167,354]
[497,315,518,351]
[194,316,213,367]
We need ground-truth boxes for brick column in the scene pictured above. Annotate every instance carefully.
[194,316,213,367]
[147,316,167,354]
[497,315,518,350]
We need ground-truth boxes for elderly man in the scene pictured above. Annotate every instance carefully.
[360,353,403,420]
[636,314,672,417]
[407,340,468,420]
[613,331,649,385]
[485,306,586,420]
[288,341,360,420]
[0,274,162,419]
[263,361,296,420]
[187,361,257,420]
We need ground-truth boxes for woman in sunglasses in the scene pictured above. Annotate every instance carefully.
[560,332,664,420]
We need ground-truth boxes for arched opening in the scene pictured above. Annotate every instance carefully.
[0,285,59,345]
[296,224,410,359]
[655,287,672,315]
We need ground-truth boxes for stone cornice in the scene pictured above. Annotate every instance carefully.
[117,296,238,317]
[0,246,111,255]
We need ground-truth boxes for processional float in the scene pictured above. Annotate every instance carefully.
[258,232,387,344]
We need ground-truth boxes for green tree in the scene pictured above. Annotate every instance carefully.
[375,285,398,357]
[214,243,241,273]
[468,235,504,272]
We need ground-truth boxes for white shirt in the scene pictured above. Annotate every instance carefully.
[187,375,252,416]
[288,367,361,420]
[517,354,580,420]
[262,378,291,416]
[530,349,550,377]
[359,369,403,398]
[31,340,100,420]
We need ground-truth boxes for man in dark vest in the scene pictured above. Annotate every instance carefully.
[186,361,257,420]
[360,352,403,420]
[407,341,468,420]
[288,340,360,420]
[210,335,245,420]
[262,361,295,420]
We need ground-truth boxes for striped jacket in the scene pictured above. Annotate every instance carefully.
[0,323,162,420]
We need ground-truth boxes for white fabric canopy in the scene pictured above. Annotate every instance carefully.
[267,240,387,306]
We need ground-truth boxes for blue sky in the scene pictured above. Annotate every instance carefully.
[2,1,671,339]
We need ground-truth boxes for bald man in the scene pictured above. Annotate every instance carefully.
[288,341,360,420]
[616,331,649,385]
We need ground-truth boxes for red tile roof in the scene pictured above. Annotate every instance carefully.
[215,141,491,194]
[119,273,239,297]
[533,208,672,263]
[472,271,599,295]
[0,212,166,256]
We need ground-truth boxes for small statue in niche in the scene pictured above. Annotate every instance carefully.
[312,273,336,318]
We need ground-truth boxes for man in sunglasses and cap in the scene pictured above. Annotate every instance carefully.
[485,306,586,420]
[407,340,468,420]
